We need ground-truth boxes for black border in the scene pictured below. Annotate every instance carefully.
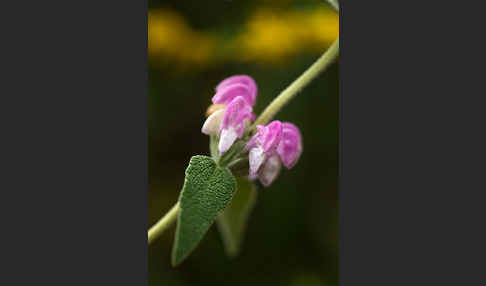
[3,0,148,285]
[340,1,485,285]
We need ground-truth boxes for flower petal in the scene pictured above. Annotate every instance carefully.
[220,96,254,136]
[201,109,225,135]
[249,145,266,176]
[219,127,238,155]
[245,121,283,178]
[259,120,283,154]
[258,155,281,187]
[215,75,257,106]
[212,83,253,107]
[244,125,265,152]
[218,96,254,154]
[277,122,303,169]
[205,104,226,117]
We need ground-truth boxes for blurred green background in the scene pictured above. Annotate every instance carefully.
[148,1,339,285]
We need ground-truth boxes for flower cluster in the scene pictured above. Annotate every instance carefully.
[245,120,302,186]
[202,75,302,187]
[202,75,257,154]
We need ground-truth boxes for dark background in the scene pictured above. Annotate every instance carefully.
[148,1,339,285]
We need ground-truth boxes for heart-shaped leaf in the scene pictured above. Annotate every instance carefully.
[171,155,236,266]
[217,177,257,257]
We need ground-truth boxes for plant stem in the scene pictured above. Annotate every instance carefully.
[326,0,339,12]
[226,157,248,169]
[252,38,339,127]
[148,202,180,245]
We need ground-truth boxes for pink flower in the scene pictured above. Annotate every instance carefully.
[213,75,257,106]
[218,96,254,155]
[245,121,303,187]
[202,75,258,155]
[245,120,283,184]
[201,75,303,177]
[277,122,303,169]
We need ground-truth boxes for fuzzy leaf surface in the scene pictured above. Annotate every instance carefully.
[172,155,236,266]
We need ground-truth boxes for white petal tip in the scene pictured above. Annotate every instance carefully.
[258,155,281,187]
[201,109,225,135]
[218,128,238,155]
[249,146,266,176]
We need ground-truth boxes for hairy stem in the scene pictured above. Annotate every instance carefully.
[148,202,180,245]
[252,38,339,127]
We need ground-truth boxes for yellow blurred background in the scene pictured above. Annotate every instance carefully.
[149,7,338,67]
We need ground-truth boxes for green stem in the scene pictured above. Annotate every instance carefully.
[148,202,180,245]
[252,38,339,128]
[326,0,339,12]
[226,157,248,169]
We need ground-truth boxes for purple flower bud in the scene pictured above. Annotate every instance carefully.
[214,75,257,106]
[246,120,283,177]
[218,96,254,155]
[277,122,303,169]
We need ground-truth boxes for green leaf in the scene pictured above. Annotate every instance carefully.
[171,155,237,266]
[217,177,257,258]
